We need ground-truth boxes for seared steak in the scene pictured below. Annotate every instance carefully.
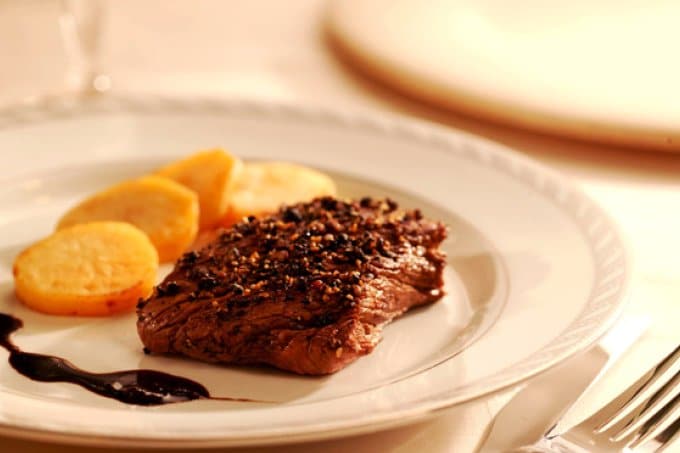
[137,197,446,375]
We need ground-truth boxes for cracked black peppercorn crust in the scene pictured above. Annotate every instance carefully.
[137,197,447,375]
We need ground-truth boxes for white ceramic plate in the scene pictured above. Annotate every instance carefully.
[327,0,680,151]
[0,97,628,447]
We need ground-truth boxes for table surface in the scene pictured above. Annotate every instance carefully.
[1,1,679,452]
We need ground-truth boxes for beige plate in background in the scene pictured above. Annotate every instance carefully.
[327,0,680,151]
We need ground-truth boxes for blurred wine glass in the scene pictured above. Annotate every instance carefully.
[59,0,111,96]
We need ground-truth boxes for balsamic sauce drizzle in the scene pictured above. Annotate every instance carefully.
[0,312,256,406]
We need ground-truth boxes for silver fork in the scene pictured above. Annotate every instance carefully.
[518,345,680,452]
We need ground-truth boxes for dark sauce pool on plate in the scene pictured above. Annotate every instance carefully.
[0,312,257,406]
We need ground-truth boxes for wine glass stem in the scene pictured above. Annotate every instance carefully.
[60,0,109,95]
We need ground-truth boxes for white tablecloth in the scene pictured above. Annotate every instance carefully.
[0,1,678,452]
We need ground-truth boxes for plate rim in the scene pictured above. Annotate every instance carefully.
[0,95,630,446]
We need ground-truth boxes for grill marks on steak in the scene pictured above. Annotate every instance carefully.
[137,197,447,375]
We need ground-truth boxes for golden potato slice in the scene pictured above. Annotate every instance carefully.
[56,175,198,262]
[13,222,158,316]
[155,149,243,229]
[221,161,336,226]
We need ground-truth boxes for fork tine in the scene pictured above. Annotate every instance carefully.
[610,372,680,441]
[594,345,680,433]
[629,393,680,448]
[654,417,680,452]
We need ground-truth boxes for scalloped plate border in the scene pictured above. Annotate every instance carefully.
[0,95,629,447]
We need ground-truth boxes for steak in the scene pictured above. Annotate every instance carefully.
[137,197,447,375]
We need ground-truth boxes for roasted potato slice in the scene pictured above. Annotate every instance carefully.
[13,222,158,316]
[155,149,242,229]
[221,162,336,226]
[56,175,198,262]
